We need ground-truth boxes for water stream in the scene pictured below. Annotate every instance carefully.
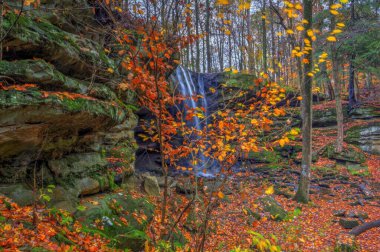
[170,66,216,177]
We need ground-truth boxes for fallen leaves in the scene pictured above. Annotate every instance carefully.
[0,196,111,251]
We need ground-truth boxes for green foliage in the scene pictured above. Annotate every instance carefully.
[39,184,55,203]
[284,207,302,221]
[246,231,281,252]
[224,72,257,89]
[340,20,380,76]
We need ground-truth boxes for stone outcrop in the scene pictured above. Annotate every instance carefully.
[0,1,137,201]
[345,123,380,155]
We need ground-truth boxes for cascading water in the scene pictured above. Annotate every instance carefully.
[170,66,216,177]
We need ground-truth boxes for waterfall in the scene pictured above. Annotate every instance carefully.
[170,66,215,177]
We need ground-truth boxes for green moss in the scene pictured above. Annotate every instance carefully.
[224,72,257,89]
[321,143,366,164]
[3,12,118,75]
[77,194,155,250]
[246,150,281,163]
[0,59,117,100]
[0,89,128,124]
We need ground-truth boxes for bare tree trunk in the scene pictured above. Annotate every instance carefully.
[333,62,344,152]
[195,0,200,72]
[295,0,313,203]
[205,0,212,72]
[269,2,276,80]
[348,0,357,110]
[329,0,344,153]
[262,0,267,72]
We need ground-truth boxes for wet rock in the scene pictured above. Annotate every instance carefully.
[256,196,287,221]
[2,12,117,81]
[176,181,195,194]
[49,153,107,179]
[347,163,370,177]
[0,184,34,206]
[345,123,380,155]
[333,210,346,217]
[313,107,348,127]
[320,144,366,164]
[346,211,368,219]
[339,218,360,229]
[76,177,101,196]
[349,106,380,120]
[75,193,155,251]
[143,175,160,196]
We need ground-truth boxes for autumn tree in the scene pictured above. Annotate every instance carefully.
[294,0,313,203]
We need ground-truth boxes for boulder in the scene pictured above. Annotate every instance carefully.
[320,144,366,164]
[75,193,155,251]
[0,184,34,206]
[345,123,380,155]
[0,60,116,100]
[346,163,370,177]
[48,153,107,179]
[2,12,117,82]
[339,218,360,229]
[143,175,160,196]
[349,106,380,119]
[176,181,195,194]
[75,177,101,196]
[256,196,287,221]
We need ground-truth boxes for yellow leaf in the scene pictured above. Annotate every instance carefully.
[225,29,231,35]
[295,3,302,10]
[331,29,342,34]
[307,29,314,37]
[3,224,11,231]
[297,96,303,101]
[232,69,239,74]
[337,22,345,28]
[330,3,342,9]
[302,19,309,24]
[330,9,339,15]
[107,67,114,73]
[217,191,225,199]
[216,0,229,5]
[25,0,35,6]
[327,36,337,42]
[340,0,349,3]
[251,119,258,125]
[224,67,231,72]
[279,139,285,147]
[289,129,299,136]
[296,25,304,31]
[265,185,274,195]
[307,72,314,77]
[286,29,294,34]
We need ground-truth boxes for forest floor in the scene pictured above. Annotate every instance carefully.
[1,103,379,252]
[198,109,380,251]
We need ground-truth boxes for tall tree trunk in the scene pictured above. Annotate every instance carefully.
[295,0,313,203]
[269,2,276,80]
[205,0,212,72]
[348,0,357,110]
[247,2,255,74]
[262,0,267,72]
[195,0,200,72]
[329,0,344,153]
[333,62,344,152]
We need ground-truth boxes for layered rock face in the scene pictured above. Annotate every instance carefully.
[0,1,137,203]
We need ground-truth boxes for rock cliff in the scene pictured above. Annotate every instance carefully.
[0,0,137,205]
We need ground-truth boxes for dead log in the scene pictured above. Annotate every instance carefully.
[349,219,380,236]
